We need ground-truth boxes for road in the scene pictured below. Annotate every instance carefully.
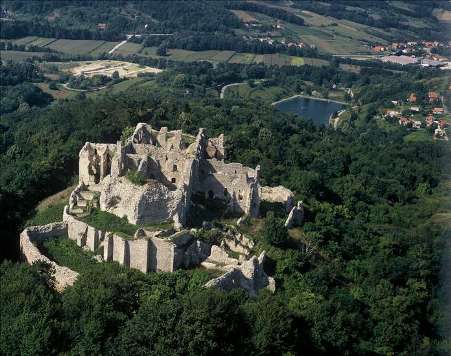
[220,82,246,99]
[109,40,128,54]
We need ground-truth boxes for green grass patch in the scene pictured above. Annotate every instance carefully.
[79,209,173,238]
[228,52,256,64]
[126,169,147,185]
[80,209,137,238]
[290,56,305,66]
[40,236,97,272]
[26,201,66,227]
[404,130,432,143]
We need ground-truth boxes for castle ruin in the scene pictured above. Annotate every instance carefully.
[74,123,261,228]
[20,123,303,295]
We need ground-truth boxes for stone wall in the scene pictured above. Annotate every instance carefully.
[204,252,275,296]
[99,176,183,225]
[19,222,79,292]
[64,208,209,273]
[196,159,260,216]
[260,185,295,212]
[79,142,116,185]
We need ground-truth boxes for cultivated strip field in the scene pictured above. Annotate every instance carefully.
[46,39,107,55]
[8,36,330,67]
[0,50,47,61]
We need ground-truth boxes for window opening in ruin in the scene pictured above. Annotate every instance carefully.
[208,190,214,199]
[105,153,111,177]
[173,164,177,172]
[165,155,168,161]
[171,178,176,183]
[224,188,228,197]
[238,194,243,200]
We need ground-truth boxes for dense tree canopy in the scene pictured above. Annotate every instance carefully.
[0,46,448,354]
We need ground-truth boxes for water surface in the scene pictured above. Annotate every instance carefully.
[274,96,346,126]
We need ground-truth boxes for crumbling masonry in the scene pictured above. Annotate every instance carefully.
[20,124,303,295]
[75,124,261,228]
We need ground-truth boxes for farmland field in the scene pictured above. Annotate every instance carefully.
[114,42,143,55]
[229,52,256,64]
[210,50,235,62]
[12,36,38,45]
[304,58,329,66]
[0,50,47,61]
[29,37,57,47]
[46,39,107,55]
[89,41,119,56]
[5,37,329,68]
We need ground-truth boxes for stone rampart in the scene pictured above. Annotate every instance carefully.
[19,222,79,292]
[64,208,209,273]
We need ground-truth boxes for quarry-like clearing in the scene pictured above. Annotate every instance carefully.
[67,60,163,78]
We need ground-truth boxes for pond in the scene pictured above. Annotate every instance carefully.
[273,96,346,127]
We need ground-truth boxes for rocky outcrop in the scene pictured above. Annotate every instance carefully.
[261,185,294,212]
[285,201,304,228]
[205,252,275,296]
[19,222,79,292]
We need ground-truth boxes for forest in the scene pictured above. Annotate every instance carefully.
[0,53,449,354]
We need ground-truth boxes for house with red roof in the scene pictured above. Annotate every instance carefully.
[428,91,439,103]
[425,115,434,127]
[409,93,417,103]
[399,117,412,127]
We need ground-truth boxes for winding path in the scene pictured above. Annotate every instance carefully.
[220,82,246,99]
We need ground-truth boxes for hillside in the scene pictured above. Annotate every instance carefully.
[1,0,449,55]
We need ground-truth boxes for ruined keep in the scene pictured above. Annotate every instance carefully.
[75,123,261,228]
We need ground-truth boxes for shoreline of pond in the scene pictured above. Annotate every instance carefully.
[272,94,348,106]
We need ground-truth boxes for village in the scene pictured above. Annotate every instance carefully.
[383,89,449,141]
[374,40,451,69]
